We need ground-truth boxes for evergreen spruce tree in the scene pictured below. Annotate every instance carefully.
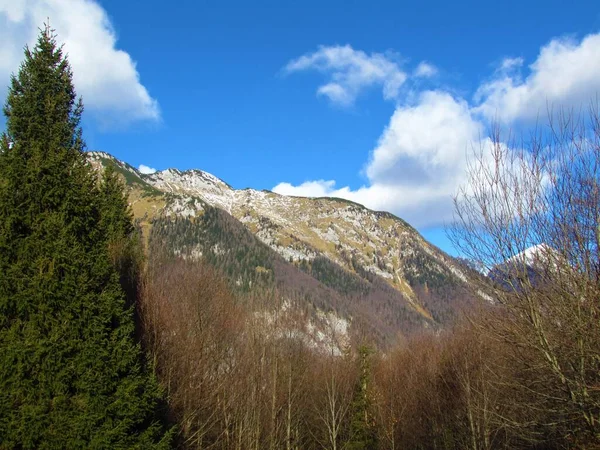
[347,346,378,450]
[0,26,171,449]
[98,164,143,306]
[99,165,136,245]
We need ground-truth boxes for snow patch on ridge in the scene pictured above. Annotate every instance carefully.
[506,243,554,266]
[164,197,204,218]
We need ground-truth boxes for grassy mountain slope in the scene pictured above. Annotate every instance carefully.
[87,151,486,347]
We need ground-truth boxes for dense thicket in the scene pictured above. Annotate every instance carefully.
[140,249,599,449]
[0,27,171,448]
[140,252,362,450]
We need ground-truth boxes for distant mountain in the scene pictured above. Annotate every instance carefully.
[87,151,491,348]
[505,244,554,266]
[488,244,557,292]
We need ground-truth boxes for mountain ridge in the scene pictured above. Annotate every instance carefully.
[87,150,489,346]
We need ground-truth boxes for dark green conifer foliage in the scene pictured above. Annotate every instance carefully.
[347,346,378,450]
[0,26,171,449]
[99,165,135,243]
[98,164,144,305]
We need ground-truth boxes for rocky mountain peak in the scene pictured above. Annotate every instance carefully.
[87,150,488,345]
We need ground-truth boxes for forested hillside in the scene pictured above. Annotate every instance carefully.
[89,150,485,348]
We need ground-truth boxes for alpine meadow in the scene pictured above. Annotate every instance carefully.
[2,4,600,450]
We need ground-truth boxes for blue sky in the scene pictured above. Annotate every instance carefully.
[1,0,600,255]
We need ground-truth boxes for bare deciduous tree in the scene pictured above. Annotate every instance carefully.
[450,104,600,446]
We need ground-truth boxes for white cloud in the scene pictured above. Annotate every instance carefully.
[498,57,524,72]
[0,0,159,124]
[366,91,480,185]
[272,180,336,198]
[414,61,437,78]
[278,32,600,228]
[475,33,600,122]
[274,91,487,227]
[138,164,157,175]
[284,45,407,106]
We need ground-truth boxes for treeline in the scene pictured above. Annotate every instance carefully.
[139,249,600,449]
[149,210,467,349]
[140,251,374,449]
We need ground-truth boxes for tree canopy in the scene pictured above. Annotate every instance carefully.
[0,25,171,449]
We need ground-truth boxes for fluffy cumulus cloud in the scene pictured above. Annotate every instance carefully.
[475,33,600,122]
[277,32,600,227]
[0,0,159,123]
[138,164,157,175]
[284,45,408,106]
[273,91,486,226]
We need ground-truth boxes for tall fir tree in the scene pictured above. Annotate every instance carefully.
[0,26,172,449]
[98,164,144,307]
[347,346,378,450]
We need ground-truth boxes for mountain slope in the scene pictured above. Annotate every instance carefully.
[87,151,487,346]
